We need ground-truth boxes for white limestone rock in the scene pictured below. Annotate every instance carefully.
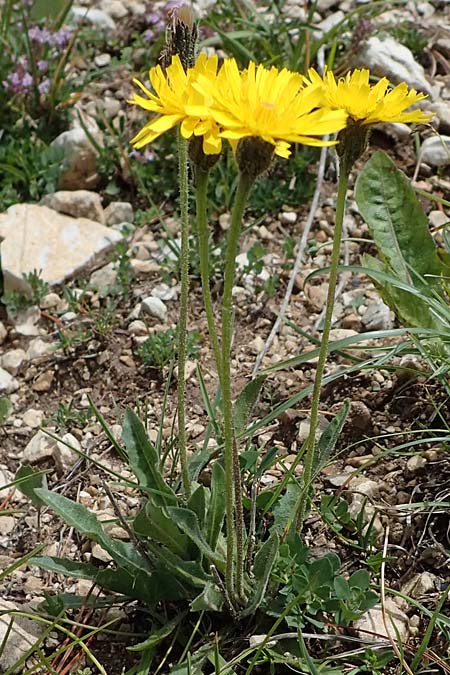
[0,367,19,393]
[354,599,409,643]
[419,135,450,167]
[104,201,134,226]
[352,36,433,96]
[141,297,168,322]
[70,6,116,31]
[0,348,27,375]
[51,127,100,191]
[0,204,122,294]
[41,190,105,224]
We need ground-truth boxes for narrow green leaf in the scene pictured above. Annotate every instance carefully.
[190,582,224,612]
[133,502,188,558]
[0,397,12,425]
[188,485,207,527]
[122,409,176,504]
[271,482,301,536]
[206,462,226,551]
[355,150,443,286]
[314,400,349,475]
[233,375,266,436]
[128,613,188,652]
[15,465,47,508]
[362,253,443,329]
[35,488,153,577]
[146,541,211,588]
[240,532,279,618]
[166,507,226,569]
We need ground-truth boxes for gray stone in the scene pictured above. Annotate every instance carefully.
[353,36,433,96]
[89,262,118,295]
[151,283,178,301]
[0,348,27,375]
[94,53,111,68]
[354,600,409,643]
[361,299,393,331]
[0,601,45,669]
[0,367,19,393]
[419,135,450,167]
[128,320,148,336]
[406,455,427,472]
[100,0,128,18]
[23,430,56,463]
[40,292,61,309]
[429,210,449,228]
[26,338,55,361]
[22,408,44,428]
[70,6,116,31]
[0,515,15,534]
[41,190,105,224]
[14,306,41,336]
[279,211,297,225]
[141,297,168,322]
[51,127,99,190]
[401,572,437,598]
[316,0,338,10]
[0,322,7,345]
[316,10,345,39]
[54,433,81,472]
[0,204,122,293]
[32,370,54,392]
[104,201,134,226]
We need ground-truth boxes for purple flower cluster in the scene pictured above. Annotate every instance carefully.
[129,148,156,163]
[2,57,33,93]
[28,25,72,49]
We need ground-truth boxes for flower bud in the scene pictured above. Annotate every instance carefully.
[235,137,274,181]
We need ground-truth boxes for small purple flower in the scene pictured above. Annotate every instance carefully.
[38,78,51,95]
[37,59,48,73]
[24,0,34,6]
[21,72,33,88]
[143,28,155,43]
[146,12,161,25]
[28,25,52,45]
[51,26,72,48]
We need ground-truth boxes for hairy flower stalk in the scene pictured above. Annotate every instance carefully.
[296,68,432,528]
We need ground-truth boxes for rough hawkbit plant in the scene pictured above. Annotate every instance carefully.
[129,16,348,606]
[295,67,432,528]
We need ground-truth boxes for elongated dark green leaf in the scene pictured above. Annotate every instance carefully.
[133,502,188,558]
[128,612,188,652]
[31,555,161,604]
[146,541,211,588]
[122,409,176,504]
[355,151,444,287]
[314,400,349,475]
[362,253,443,329]
[0,397,11,425]
[15,465,47,508]
[206,462,226,551]
[35,488,153,577]
[166,507,226,569]
[188,485,206,527]
[190,582,224,612]
[233,375,266,436]
[240,532,279,618]
[271,482,301,536]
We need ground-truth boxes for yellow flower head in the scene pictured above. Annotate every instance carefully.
[193,59,348,158]
[303,68,432,126]
[129,53,221,154]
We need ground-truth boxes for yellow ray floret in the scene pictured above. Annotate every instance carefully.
[192,59,348,158]
[303,68,432,126]
[129,53,221,154]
